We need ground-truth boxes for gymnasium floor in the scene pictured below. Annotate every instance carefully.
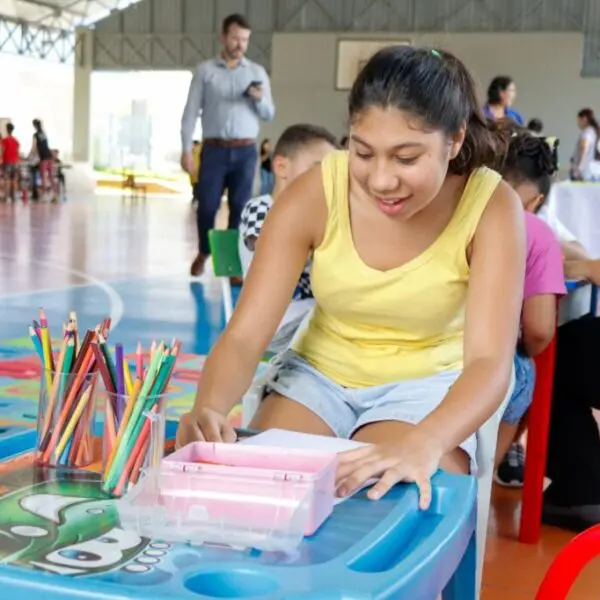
[0,196,597,598]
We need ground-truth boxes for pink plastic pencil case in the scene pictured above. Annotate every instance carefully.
[163,442,338,536]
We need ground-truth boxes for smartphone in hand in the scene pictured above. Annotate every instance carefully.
[244,81,262,96]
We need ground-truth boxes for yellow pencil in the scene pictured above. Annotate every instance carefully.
[53,385,93,460]
[123,358,134,396]
[40,326,54,392]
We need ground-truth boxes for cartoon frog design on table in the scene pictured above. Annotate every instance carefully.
[0,476,174,582]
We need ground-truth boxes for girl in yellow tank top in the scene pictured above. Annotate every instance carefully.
[177,47,526,508]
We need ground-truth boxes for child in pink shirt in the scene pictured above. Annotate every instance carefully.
[495,132,565,487]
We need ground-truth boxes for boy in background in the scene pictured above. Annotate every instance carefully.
[0,123,20,202]
[239,123,339,350]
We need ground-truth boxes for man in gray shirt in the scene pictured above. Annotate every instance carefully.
[181,13,275,278]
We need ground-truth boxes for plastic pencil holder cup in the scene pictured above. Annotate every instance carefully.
[35,368,99,469]
[101,392,166,498]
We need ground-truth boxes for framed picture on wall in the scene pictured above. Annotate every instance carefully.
[335,39,411,90]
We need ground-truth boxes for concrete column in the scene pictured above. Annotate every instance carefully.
[72,27,93,163]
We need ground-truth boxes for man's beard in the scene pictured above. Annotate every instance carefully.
[225,46,243,59]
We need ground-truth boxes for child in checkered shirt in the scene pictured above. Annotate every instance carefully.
[239,124,339,351]
[239,124,339,299]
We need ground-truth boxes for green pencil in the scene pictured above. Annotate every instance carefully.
[104,344,164,489]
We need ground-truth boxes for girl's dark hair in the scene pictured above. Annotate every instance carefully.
[502,132,559,206]
[578,108,600,159]
[487,76,513,105]
[348,46,504,176]
[32,119,43,132]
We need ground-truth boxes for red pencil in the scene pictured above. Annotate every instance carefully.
[91,342,116,394]
[113,418,151,496]
[136,342,143,379]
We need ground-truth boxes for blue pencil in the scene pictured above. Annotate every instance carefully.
[59,437,73,466]
[29,326,43,362]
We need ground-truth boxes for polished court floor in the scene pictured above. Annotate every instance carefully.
[0,195,598,598]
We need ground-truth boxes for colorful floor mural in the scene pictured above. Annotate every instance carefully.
[0,336,256,430]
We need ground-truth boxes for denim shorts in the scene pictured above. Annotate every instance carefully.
[265,350,478,473]
[501,353,535,425]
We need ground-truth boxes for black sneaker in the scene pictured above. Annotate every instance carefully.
[542,500,600,532]
[494,442,525,487]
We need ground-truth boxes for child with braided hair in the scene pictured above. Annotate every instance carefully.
[494,131,566,487]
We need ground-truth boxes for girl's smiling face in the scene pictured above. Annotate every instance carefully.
[348,106,465,220]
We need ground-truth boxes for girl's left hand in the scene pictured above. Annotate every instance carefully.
[335,429,444,510]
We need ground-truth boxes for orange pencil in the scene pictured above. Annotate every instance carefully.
[129,435,150,486]
[104,396,117,451]
[113,419,150,496]
[68,376,97,466]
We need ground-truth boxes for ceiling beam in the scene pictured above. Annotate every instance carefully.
[16,0,88,17]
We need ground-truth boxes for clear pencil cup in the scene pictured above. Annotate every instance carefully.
[35,368,99,468]
[100,391,166,498]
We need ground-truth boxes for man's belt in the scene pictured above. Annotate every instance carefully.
[203,138,255,147]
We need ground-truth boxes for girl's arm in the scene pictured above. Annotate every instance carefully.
[192,167,327,416]
[30,136,38,158]
[417,180,526,452]
[562,241,590,261]
[521,295,557,357]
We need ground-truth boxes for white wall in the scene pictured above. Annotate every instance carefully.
[262,32,600,167]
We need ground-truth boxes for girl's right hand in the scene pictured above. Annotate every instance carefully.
[175,407,237,449]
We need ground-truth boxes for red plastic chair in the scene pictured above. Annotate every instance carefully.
[535,524,600,599]
[519,332,557,543]
[520,285,599,543]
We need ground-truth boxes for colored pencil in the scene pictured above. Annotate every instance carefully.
[99,340,180,495]
[103,377,142,477]
[29,311,112,469]
[54,384,94,459]
[40,347,96,462]
[29,326,43,361]
[69,311,78,354]
[123,359,134,396]
[115,344,125,420]
[136,342,143,379]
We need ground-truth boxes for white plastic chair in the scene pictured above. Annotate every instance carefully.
[474,368,514,596]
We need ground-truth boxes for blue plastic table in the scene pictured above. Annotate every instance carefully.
[0,426,476,599]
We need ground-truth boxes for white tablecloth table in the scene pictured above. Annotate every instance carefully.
[545,181,600,256]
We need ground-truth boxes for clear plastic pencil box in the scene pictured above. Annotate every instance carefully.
[116,441,338,552]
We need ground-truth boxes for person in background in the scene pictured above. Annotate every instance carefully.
[239,124,339,351]
[494,131,565,487]
[527,118,544,135]
[259,138,273,195]
[570,108,600,181]
[177,46,525,505]
[181,13,275,278]
[30,119,58,202]
[51,149,66,202]
[483,76,524,125]
[190,140,202,204]
[0,123,20,202]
